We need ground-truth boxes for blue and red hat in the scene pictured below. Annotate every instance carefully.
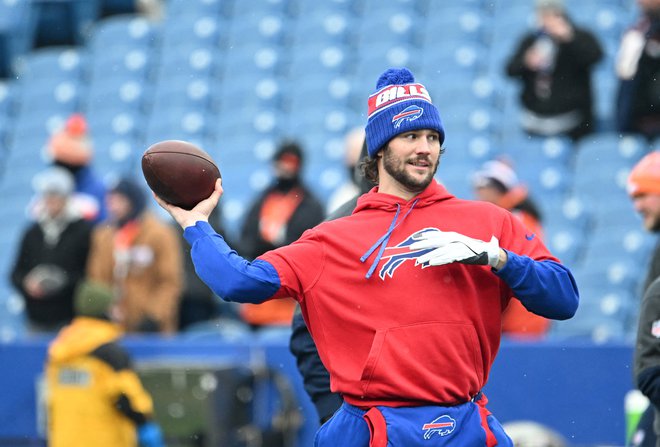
[365,67,445,158]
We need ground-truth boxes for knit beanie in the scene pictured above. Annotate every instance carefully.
[48,113,92,167]
[110,177,147,221]
[74,280,114,318]
[628,151,660,197]
[365,67,445,158]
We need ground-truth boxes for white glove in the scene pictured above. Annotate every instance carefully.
[410,230,501,268]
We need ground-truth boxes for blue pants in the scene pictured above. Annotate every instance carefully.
[315,401,513,446]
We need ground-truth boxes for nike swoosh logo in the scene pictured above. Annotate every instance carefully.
[525,233,536,241]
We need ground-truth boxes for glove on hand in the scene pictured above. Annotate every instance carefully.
[410,231,501,268]
[138,421,165,447]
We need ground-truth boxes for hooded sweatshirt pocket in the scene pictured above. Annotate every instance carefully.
[360,321,484,403]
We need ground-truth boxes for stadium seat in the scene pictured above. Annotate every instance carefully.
[159,14,225,50]
[0,0,37,77]
[87,45,153,81]
[86,107,144,140]
[289,9,354,48]
[14,46,85,84]
[87,14,157,51]
[165,0,229,20]
[550,286,633,343]
[85,77,148,112]
[225,10,288,49]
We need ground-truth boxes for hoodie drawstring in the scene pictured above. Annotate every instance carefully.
[360,199,419,279]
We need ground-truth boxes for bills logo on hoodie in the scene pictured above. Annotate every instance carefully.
[378,228,437,280]
[392,105,424,128]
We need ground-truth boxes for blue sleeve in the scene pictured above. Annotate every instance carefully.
[494,250,579,320]
[183,221,280,303]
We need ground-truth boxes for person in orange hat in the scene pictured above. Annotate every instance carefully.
[48,113,107,223]
[627,150,660,446]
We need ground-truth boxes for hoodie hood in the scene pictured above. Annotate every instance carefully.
[48,317,123,363]
[354,179,454,214]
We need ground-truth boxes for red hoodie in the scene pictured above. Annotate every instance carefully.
[260,180,557,407]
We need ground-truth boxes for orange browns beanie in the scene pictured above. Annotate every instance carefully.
[628,151,660,197]
[48,114,92,166]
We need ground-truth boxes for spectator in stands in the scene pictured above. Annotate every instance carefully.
[326,127,368,216]
[10,167,93,334]
[46,280,164,447]
[238,140,324,329]
[505,0,603,140]
[48,113,107,223]
[615,0,660,141]
[627,150,660,446]
[86,177,182,334]
[472,159,550,338]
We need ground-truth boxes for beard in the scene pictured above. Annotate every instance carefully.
[382,147,439,193]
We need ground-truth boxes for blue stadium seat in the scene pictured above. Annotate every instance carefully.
[150,77,215,114]
[86,108,144,140]
[144,106,211,144]
[550,286,633,343]
[87,46,153,81]
[91,133,142,175]
[85,77,148,112]
[14,46,85,84]
[572,133,650,205]
[543,196,592,268]
[87,14,157,51]
[225,10,288,49]
[0,80,14,116]
[419,3,490,46]
[289,9,354,48]
[153,45,221,81]
[159,14,225,50]
[16,79,82,117]
[221,44,287,80]
[354,9,418,49]
[0,0,36,77]
[165,0,229,20]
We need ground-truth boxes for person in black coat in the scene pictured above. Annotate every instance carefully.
[505,0,603,140]
[10,166,93,333]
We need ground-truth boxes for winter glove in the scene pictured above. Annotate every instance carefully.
[138,421,165,447]
[410,230,501,268]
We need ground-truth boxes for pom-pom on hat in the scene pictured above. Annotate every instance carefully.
[628,151,660,197]
[365,67,444,158]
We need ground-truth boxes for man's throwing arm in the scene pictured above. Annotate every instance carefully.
[184,221,280,303]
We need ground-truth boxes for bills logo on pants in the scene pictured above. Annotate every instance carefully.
[422,415,456,439]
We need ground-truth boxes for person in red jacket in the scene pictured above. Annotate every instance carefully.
[156,67,579,446]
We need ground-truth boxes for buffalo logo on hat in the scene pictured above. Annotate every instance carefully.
[392,105,424,129]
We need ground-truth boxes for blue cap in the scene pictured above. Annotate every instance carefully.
[365,68,445,158]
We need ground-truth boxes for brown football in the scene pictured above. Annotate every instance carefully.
[141,140,221,210]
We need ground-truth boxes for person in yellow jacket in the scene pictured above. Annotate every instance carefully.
[45,280,164,447]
